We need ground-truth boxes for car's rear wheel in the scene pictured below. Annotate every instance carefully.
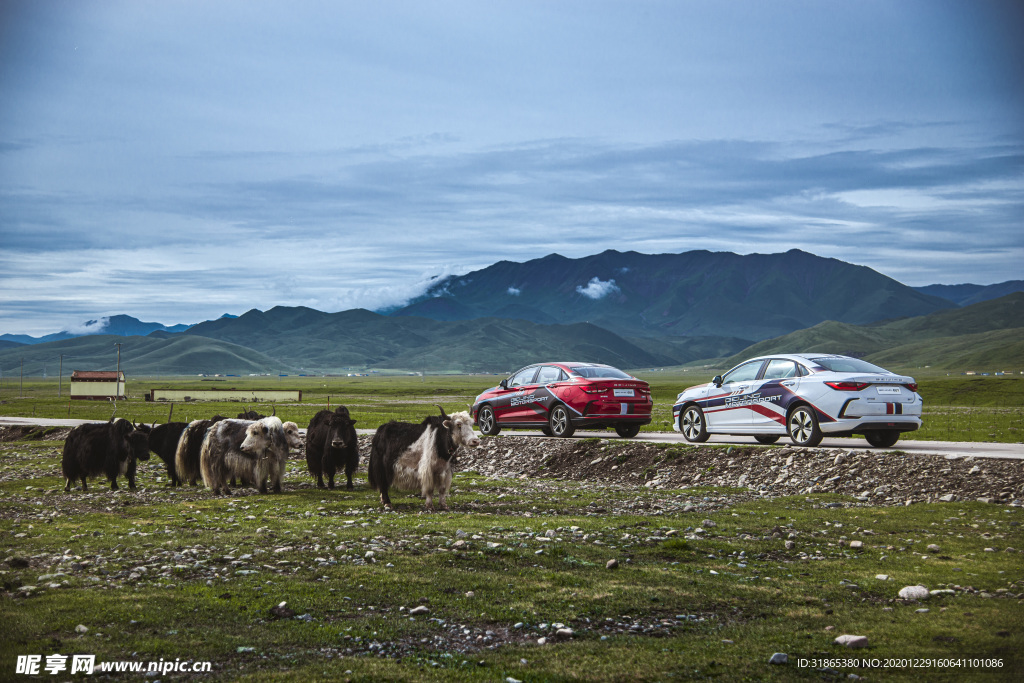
[754,435,780,445]
[864,430,900,448]
[540,425,553,437]
[478,405,501,436]
[788,405,823,447]
[680,405,709,443]
[548,404,576,438]
[614,423,641,438]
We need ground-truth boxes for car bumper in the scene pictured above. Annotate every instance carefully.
[821,416,922,435]
[571,415,651,429]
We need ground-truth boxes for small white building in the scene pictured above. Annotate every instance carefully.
[70,371,126,400]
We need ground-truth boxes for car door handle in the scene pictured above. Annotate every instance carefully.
[781,381,796,387]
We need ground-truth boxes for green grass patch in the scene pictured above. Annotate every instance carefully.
[2,434,1022,681]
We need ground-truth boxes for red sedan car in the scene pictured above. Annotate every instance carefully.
[471,362,653,438]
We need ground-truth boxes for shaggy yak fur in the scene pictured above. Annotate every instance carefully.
[174,415,226,486]
[200,417,289,495]
[305,406,359,489]
[367,407,479,511]
[62,418,151,492]
[147,421,188,486]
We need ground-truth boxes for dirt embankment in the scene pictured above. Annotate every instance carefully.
[457,436,1024,507]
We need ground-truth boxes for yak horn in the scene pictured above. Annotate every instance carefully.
[435,404,448,418]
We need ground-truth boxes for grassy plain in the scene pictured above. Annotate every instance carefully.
[2,370,1022,442]
[1,436,1022,682]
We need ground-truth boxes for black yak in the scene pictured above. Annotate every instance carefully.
[147,421,188,486]
[305,407,358,489]
[62,418,151,492]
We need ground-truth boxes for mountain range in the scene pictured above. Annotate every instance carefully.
[391,249,960,340]
[0,249,1021,374]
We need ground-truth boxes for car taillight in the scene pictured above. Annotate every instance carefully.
[582,387,605,394]
[824,381,869,391]
[904,383,918,392]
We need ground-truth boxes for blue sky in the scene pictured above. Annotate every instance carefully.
[1,0,1022,335]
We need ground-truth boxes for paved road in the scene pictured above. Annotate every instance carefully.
[2,416,1021,460]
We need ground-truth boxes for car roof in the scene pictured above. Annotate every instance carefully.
[517,362,616,369]
[738,353,853,364]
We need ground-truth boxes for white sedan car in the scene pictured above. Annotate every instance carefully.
[672,354,922,448]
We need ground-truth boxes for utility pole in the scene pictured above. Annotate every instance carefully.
[114,342,123,400]
[58,354,64,397]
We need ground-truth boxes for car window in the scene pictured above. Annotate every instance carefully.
[722,360,763,384]
[808,357,889,373]
[535,366,564,384]
[763,359,798,380]
[509,367,539,387]
[571,365,631,379]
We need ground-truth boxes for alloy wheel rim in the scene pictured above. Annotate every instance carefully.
[791,411,811,442]
[683,410,701,439]
[552,408,567,434]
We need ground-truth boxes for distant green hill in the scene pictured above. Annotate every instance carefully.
[183,309,676,373]
[718,292,1024,370]
[0,334,294,377]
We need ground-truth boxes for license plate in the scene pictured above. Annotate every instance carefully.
[875,386,901,395]
[613,388,635,397]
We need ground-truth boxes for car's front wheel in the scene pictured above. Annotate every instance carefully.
[754,435,780,445]
[614,423,641,438]
[864,430,900,448]
[680,405,709,443]
[548,404,576,438]
[477,405,501,436]
[788,405,823,447]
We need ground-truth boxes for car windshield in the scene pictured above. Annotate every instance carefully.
[571,365,632,379]
[809,357,890,374]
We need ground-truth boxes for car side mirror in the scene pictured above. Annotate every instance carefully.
[712,375,723,387]
[499,379,508,390]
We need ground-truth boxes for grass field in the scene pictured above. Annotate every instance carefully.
[2,371,1022,443]
[1,435,1022,682]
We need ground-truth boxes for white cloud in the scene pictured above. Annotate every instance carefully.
[507,286,521,295]
[576,277,620,300]
[63,317,110,335]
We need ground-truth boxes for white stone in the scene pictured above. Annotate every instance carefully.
[899,585,930,600]
[834,634,868,648]
[769,652,788,665]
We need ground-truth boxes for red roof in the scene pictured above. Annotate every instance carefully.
[71,371,124,380]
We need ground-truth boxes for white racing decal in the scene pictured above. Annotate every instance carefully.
[511,394,546,407]
[724,392,781,408]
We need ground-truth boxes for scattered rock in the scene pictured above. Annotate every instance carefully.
[269,602,296,619]
[769,652,788,665]
[834,634,868,649]
[899,585,930,600]
[408,605,430,616]
[75,624,88,634]
[606,558,619,570]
